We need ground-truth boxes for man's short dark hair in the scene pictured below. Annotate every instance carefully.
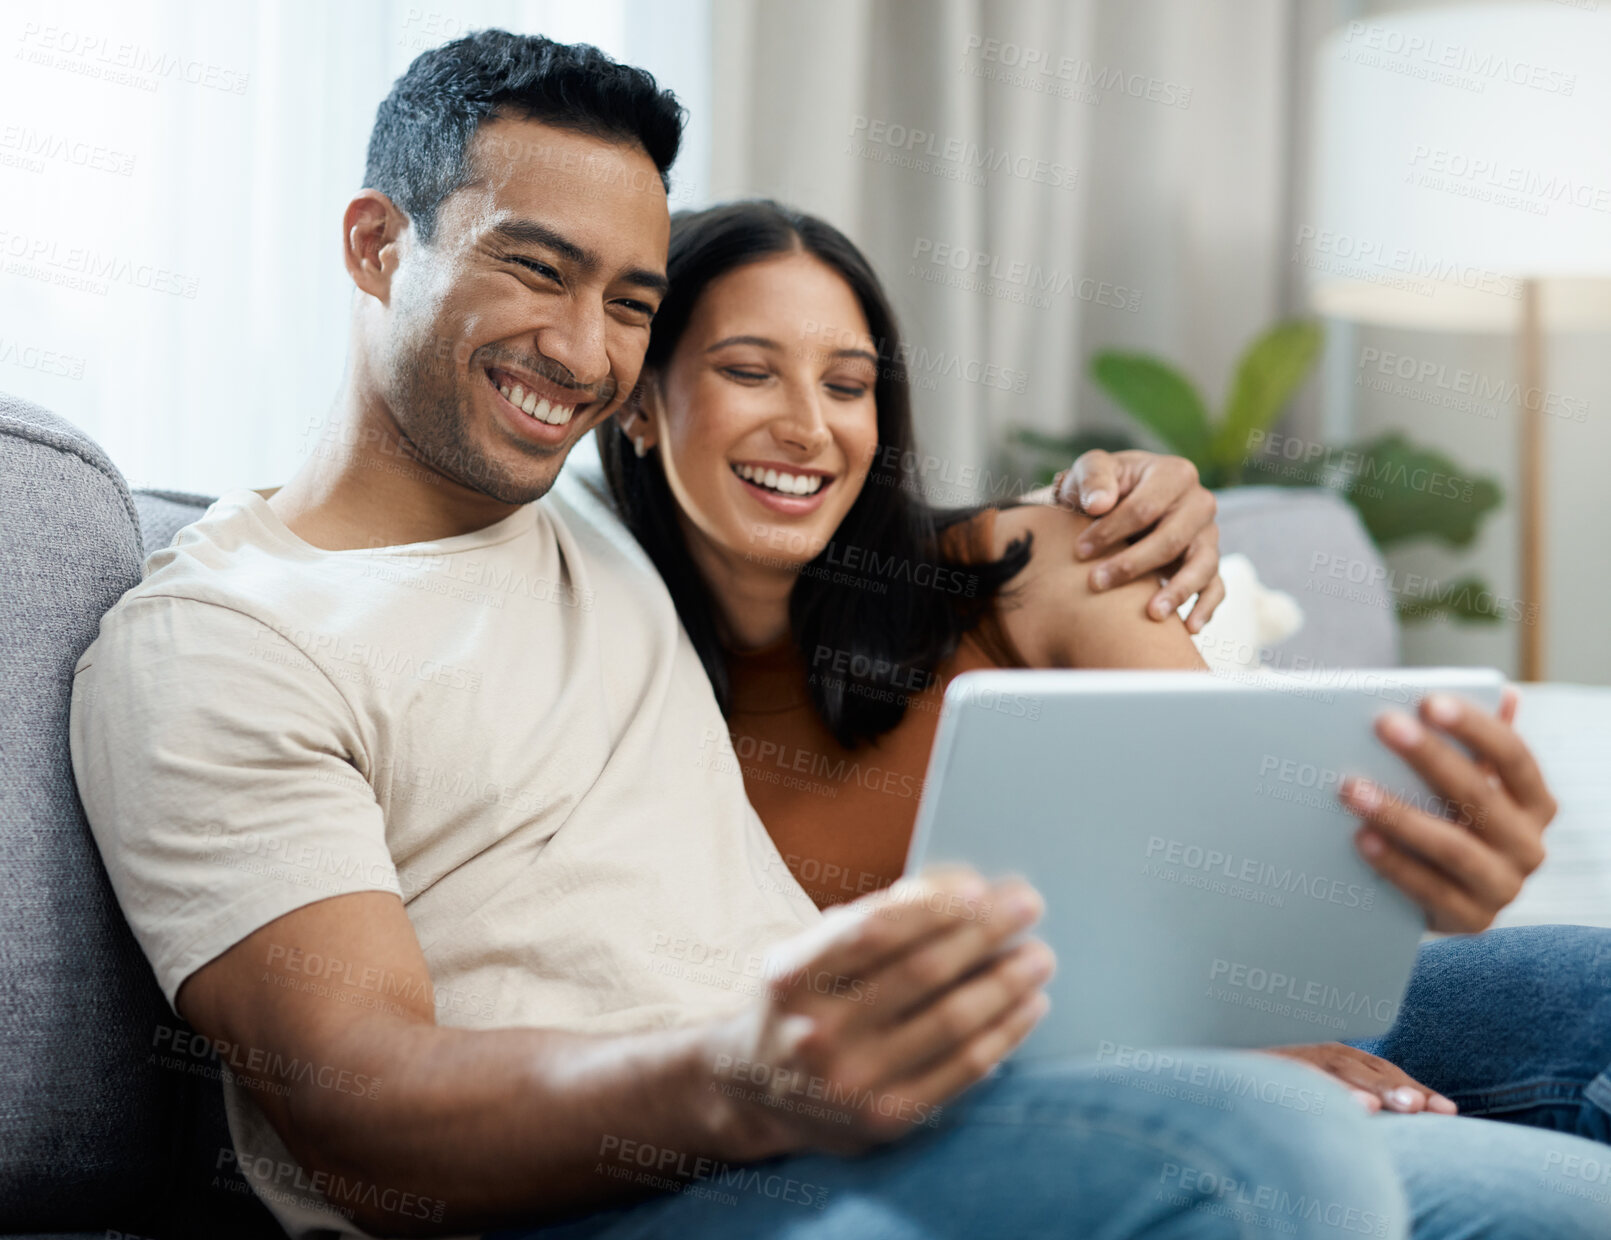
[364,30,684,243]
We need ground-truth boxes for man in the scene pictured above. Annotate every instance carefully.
[70,31,1605,1240]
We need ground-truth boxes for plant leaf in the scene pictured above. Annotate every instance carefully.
[1210,319,1323,473]
[1006,427,1139,456]
[1332,433,1503,549]
[1089,352,1213,472]
[1002,427,1141,486]
[1396,575,1507,624]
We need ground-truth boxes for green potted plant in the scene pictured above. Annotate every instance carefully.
[1004,320,1506,622]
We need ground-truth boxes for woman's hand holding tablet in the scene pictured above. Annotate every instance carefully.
[1342,687,1557,933]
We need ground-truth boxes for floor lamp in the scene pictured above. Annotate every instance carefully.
[1304,3,1611,681]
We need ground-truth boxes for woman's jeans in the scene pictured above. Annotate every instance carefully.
[495,925,1611,1239]
[1352,924,1611,1144]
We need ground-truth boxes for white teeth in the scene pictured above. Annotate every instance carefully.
[538,400,576,431]
[732,464,823,496]
[495,372,576,426]
[529,397,575,426]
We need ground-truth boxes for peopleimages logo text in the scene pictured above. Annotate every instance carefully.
[1145,837,1376,910]
[1209,959,1398,1025]
[1340,20,1577,94]
[848,116,1077,190]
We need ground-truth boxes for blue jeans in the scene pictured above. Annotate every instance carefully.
[1353,924,1611,1144]
[495,926,1611,1239]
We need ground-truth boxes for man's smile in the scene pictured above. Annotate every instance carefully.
[485,364,586,428]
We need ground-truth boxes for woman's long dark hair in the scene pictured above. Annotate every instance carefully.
[597,200,1030,748]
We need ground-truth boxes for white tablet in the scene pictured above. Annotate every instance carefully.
[904,667,1505,1060]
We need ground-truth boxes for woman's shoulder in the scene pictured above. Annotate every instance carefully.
[982,503,1201,669]
[971,504,1101,669]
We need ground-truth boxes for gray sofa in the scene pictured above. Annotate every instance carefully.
[0,391,1397,1237]
[1,394,282,1239]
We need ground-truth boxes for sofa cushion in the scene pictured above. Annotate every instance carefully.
[1215,486,1399,670]
[131,489,215,556]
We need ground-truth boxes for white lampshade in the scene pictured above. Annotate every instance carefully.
[1307,3,1611,332]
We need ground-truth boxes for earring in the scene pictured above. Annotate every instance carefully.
[633,435,647,459]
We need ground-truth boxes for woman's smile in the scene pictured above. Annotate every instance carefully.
[728,459,836,514]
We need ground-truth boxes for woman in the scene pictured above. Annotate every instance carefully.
[596,200,1560,923]
[599,200,1207,908]
[595,200,1611,1133]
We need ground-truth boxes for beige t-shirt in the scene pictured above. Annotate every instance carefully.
[69,469,820,1239]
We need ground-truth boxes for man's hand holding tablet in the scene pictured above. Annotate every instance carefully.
[706,870,1054,1158]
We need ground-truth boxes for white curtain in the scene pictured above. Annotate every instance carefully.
[707,0,1338,503]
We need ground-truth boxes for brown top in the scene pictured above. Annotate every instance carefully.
[725,510,1028,908]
